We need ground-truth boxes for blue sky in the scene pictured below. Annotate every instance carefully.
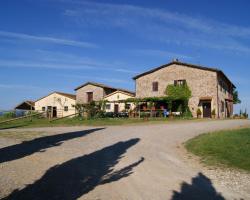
[0,0,249,113]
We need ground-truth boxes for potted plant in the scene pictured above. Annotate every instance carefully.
[211,109,216,118]
[197,108,202,118]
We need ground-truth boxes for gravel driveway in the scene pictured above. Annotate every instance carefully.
[0,119,249,200]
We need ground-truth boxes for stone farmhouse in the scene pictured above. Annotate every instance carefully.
[15,60,235,119]
[133,60,235,118]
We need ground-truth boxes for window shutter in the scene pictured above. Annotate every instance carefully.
[152,82,158,91]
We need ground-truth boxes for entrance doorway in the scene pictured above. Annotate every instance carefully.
[202,102,211,118]
[52,107,57,118]
[114,104,119,114]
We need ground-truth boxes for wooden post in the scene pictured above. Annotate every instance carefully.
[138,102,141,118]
[30,105,32,122]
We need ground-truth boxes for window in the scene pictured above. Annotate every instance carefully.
[219,81,223,92]
[221,101,225,112]
[125,103,131,110]
[220,81,227,94]
[152,82,158,91]
[87,92,93,102]
[42,107,46,111]
[174,80,186,86]
[106,104,111,110]
[64,106,68,111]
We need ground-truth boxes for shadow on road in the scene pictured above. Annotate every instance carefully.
[171,172,225,200]
[0,128,105,164]
[3,138,143,200]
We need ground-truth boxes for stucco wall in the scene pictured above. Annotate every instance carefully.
[135,64,218,117]
[35,93,76,117]
[104,91,135,112]
[76,85,104,104]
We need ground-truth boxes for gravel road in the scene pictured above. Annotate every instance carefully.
[0,119,249,200]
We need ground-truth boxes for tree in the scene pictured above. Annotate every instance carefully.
[233,88,241,104]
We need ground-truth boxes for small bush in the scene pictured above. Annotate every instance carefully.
[3,111,16,118]
[196,108,202,116]
[140,112,150,118]
[104,112,114,118]
[183,108,193,118]
[211,109,216,116]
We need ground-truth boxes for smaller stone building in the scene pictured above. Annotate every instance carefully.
[75,82,117,104]
[104,90,135,113]
[34,92,76,118]
[75,82,135,107]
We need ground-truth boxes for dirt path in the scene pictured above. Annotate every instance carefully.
[0,119,249,200]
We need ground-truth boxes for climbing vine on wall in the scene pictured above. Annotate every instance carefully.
[165,83,192,117]
[165,83,191,100]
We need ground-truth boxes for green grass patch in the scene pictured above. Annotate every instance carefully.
[185,128,250,171]
[0,116,197,129]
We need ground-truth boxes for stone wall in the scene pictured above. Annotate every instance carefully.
[76,85,104,104]
[217,74,234,118]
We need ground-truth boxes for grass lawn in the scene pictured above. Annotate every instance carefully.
[0,116,196,130]
[185,128,250,171]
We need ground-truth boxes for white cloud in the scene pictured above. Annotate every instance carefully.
[0,84,44,90]
[63,1,250,54]
[59,74,131,84]
[0,60,96,70]
[0,30,98,48]
[131,49,192,59]
[0,58,138,73]
[0,48,138,73]
[64,1,250,38]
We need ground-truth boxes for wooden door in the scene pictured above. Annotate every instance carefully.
[203,102,211,118]
[114,104,119,113]
[87,92,93,103]
[52,107,57,118]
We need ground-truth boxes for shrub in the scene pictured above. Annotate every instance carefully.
[243,109,248,119]
[104,112,115,118]
[183,108,193,118]
[3,111,16,118]
[140,112,150,118]
[74,101,105,119]
[211,109,216,116]
[197,108,202,116]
